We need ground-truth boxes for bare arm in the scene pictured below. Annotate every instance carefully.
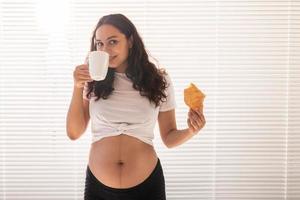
[66,63,92,140]
[158,108,206,148]
[158,109,193,148]
[66,86,90,140]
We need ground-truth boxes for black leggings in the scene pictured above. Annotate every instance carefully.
[84,158,166,200]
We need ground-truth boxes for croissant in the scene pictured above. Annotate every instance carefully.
[184,83,205,110]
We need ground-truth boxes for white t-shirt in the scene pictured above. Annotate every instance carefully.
[83,71,176,146]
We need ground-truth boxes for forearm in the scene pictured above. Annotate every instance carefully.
[66,86,86,139]
[165,128,196,148]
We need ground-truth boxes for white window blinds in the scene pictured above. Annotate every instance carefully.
[0,0,299,199]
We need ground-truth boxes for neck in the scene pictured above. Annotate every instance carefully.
[114,59,129,73]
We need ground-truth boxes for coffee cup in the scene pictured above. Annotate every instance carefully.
[88,51,109,81]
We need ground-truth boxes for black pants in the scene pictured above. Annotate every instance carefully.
[84,158,166,200]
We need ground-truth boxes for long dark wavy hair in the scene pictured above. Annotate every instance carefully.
[85,13,168,107]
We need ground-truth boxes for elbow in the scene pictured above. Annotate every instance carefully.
[163,129,177,149]
[66,126,82,141]
[67,132,79,141]
[164,140,175,149]
[67,130,79,141]
[66,121,87,141]
[166,143,175,149]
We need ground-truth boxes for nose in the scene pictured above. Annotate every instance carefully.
[99,44,110,52]
[99,47,111,56]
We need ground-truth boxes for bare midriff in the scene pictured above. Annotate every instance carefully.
[88,133,158,189]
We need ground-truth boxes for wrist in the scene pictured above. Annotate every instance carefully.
[73,86,84,97]
[187,128,197,136]
[73,84,84,90]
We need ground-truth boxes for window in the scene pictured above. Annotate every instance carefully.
[0,0,299,199]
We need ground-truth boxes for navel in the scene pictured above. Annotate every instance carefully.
[117,160,124,166]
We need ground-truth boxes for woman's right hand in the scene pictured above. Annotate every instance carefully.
[73,64,93,89]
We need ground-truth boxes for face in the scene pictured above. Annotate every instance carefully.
[94,24,132,72]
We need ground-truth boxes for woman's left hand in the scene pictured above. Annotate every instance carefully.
[187,108,206,135]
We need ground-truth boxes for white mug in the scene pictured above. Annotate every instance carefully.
[88,51,109,81]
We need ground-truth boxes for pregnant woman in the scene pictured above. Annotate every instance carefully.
[66,13,206,200]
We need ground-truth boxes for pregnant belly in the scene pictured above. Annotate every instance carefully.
[88,134,158,189]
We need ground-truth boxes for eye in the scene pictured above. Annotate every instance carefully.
[95,40,118,48]
[96,42,103,47]
[109,40,118,45]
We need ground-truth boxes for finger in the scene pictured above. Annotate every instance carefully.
[191,111,200,124]
[199,113,206,124]
[196,118,205,130]
[188,110,194,121]
[77,72,91,78]
[193,109,205,124]
[192,117,201,129]
[78,64,89,70]
[189,111,199,128]
[190,109,199,120]
[195,109,203,116]
[189,113,199,129]
[78,76,93,81]
[187,118,196,131]
[188,110,192,118]
[192,109,203,119]
[191,112,204,128]
[79,68,89,73]
[77,69,90,75]
[190,117,199,130]
[77,71,90,76]
[187,118,192,127]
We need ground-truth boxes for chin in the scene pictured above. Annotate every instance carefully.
[108,65,117,69]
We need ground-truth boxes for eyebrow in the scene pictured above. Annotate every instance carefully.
[95,36,118,41]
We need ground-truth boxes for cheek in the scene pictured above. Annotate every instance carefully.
[112,45,128,59]
[118,50,129,60]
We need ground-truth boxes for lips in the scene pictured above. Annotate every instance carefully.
[110,56,117,61]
